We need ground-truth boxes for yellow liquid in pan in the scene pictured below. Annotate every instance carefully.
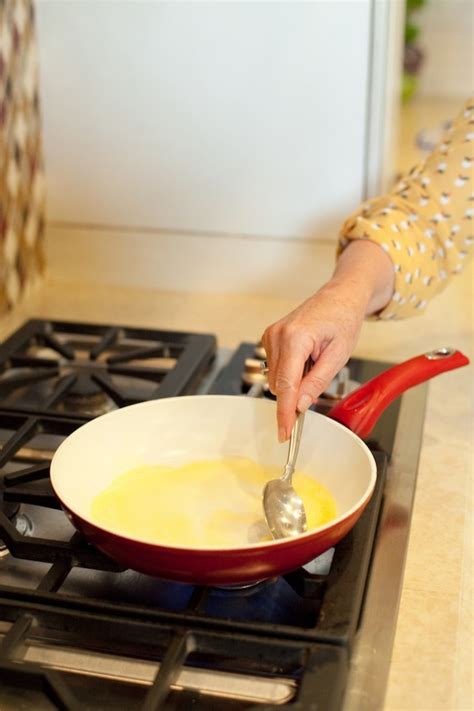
[91,457,337,548]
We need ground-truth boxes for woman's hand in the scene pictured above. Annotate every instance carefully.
[261,281,366,442]
[261,240,395,441]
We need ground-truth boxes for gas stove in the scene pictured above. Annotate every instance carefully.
[0,319,428,710]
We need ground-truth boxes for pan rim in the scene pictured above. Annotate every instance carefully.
[50,395,378,553]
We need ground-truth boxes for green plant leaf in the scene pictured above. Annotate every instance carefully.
[405,22,420,44]
[406,0,427,13]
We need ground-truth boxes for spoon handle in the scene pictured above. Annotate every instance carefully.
[282,411,306,482]
[282,358,313,483]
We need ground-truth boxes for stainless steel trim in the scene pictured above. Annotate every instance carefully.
[425,347,456,360]
[0,629,295,705]
[343,382,428,711]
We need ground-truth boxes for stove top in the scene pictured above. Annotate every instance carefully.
[0,320,217,417]
[0,319,429,710]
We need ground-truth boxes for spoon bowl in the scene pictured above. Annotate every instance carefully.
[263,473,307,539]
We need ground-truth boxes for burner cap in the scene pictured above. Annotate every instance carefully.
[59,374,114,416]
[62,391,114,417]
[69,373,103,397]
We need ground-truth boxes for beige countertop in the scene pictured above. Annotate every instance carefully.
[397,96,465,177]
[0,259,472,710]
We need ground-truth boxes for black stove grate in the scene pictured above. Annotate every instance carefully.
[0,411,386,708]
[0,615,348,710]
[0,325,397,709]
[0,407,387,643]
[0,319,217,418]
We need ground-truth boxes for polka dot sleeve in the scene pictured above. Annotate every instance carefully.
[338,97,474,320]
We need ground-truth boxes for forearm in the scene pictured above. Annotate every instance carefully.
[337,99,473,320]
[328,239,395,316]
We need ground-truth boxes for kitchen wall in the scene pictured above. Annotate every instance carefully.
[36,1,403,297]
[417,0,473,99]
[0,0,46,315]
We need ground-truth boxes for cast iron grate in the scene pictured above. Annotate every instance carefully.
[0,408,387,642]
[0,319,217,418]
[0,330,393,709]
[0,614,349,711]
[0,418,386,708]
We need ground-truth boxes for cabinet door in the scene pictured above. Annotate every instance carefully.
[37,1,372,239]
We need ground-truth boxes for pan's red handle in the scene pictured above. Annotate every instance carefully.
[328,348,469,439]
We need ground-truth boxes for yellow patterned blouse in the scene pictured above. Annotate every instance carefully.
[338,98,473,320]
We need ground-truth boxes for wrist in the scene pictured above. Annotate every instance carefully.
[316,276,371,317]
[333,239,395,315]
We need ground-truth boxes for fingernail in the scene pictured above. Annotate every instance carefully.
[297,394,312,413]
[278,427,287,443]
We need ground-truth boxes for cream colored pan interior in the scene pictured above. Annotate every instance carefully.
[50,395,377,549]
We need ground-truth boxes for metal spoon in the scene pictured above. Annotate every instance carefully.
[263,358,312,539]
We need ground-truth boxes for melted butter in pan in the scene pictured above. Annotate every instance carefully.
[91,457,337,548]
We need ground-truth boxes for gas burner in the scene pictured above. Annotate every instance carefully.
[0,319,216,418]
[59,390,114,418]
[57,374,116,417]
[213,577,277,592]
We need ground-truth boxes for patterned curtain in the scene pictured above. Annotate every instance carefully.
[0,0,46,314]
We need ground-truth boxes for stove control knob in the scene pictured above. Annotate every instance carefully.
[242,358,268,386]
[254,342,267,360]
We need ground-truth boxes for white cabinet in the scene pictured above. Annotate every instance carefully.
[36,1,402,293]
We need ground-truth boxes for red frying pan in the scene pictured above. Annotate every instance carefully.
[50,348,469,585]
